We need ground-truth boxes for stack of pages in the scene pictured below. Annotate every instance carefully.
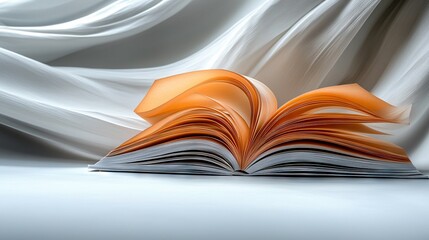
[90,70,425,178]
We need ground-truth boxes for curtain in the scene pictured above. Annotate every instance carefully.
[1,0,428,169]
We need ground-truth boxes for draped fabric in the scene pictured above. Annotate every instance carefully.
[0,0,428,169]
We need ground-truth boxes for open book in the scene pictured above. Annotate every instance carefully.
[90,69,425,178]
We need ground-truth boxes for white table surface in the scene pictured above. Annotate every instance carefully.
[1,158,429,240]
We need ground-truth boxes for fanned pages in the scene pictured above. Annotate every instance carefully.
[89,69,426,178]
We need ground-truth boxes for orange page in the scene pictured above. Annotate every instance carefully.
[108,70,412,170]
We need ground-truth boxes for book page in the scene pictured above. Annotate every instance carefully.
[108,70,277,168]
[245,84,412,169]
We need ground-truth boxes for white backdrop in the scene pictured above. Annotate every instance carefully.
[1,0,428,169]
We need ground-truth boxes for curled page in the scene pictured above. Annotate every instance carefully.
[93,69,423,177]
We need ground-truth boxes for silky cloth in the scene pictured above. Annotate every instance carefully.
[0,0,428,169]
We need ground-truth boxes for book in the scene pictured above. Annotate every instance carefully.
[89,69,426,178]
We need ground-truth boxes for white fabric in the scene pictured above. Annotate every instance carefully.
[1,0,429,169]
